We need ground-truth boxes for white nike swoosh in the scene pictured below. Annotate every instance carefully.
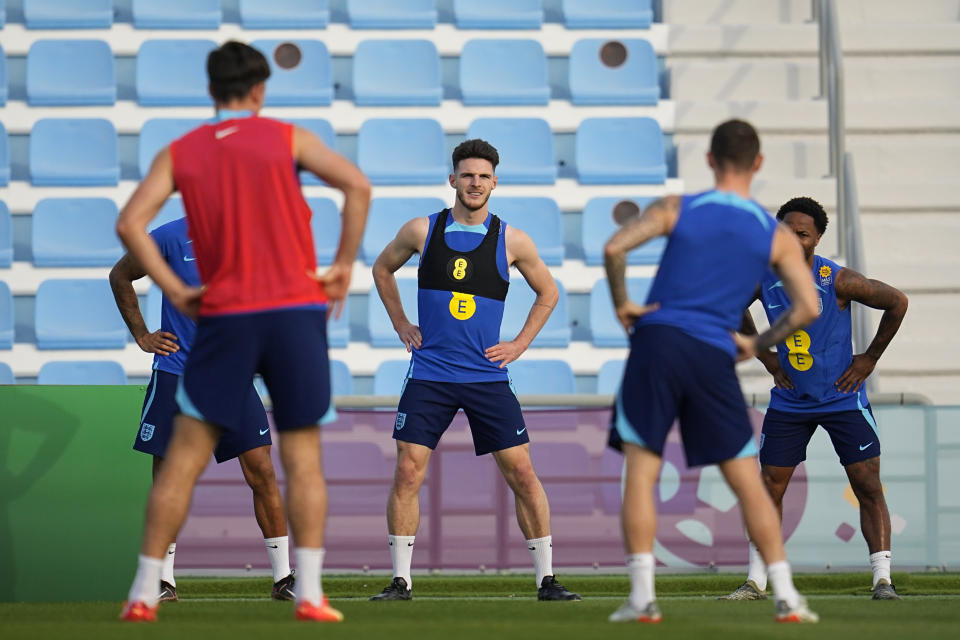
[183,256,196,262]
[516,427,527,435]
[215,126,239,140]
[859,442,874,451]
[259,428,270,435]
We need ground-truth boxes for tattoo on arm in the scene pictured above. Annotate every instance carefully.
[836,268,908,361]
[109,255,149,340]
[756,311,801,352]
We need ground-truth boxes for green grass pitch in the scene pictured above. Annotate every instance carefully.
[2,573,958,639]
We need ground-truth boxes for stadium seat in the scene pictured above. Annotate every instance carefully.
[454,0,542,29]
[528,443,595,514]
[589,277,654,347]
[0,5,5,27]
[32,198,123,267]
[327,297,350,348]
[357,119,447,185]
[0,45,7,106]
[290,119,336,185]
[373,360,412,396]
[562,0,653,29]
[30,119,119,186]
[575,117,666,184]
[35,279,128,349]
[306,197,341,265]
[0,362,13,384]
[362,197,445,265]
[595,359,625,394]
[24,0,113,28]
[0,201,11,267]
[353,40,442,106]
[465,118,556,184]
[0,282,12,349]
[489,197,563,265]
[569,39,659,105]
[239,0,329,29]
[138,119,205,178]
[330,359,354,396]
[145,285,162,332]
[149,198,185,232]
[581,197,664,266]
[37,361,128,385]
[460,40,549,105]
[348,0,437,28]
[132,0,221,29]
[368,278,418,347]
[500,277,571,347]
[0,122,10,185]
[252,40,333,106]
[508,360,575,395]
[27,40,115,106]
[136,40,217,106]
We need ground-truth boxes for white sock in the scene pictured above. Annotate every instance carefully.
[127,555,164,607]
[526,535,553,587]
[747,541,768,591]
[264,536,291,582]
[767,560,800,608]
[626,553,655,610]
[161,543,176,587]
[388,535,415,589]
[870,551,892,588]
[294,547,325,606]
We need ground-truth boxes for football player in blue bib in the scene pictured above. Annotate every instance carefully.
[722,197,908,601]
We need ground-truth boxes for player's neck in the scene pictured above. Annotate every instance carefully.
[450,204,489,226]
[215,97,261,115]
[805,253,816,269]
[712,172,753,200]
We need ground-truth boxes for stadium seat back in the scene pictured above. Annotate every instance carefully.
[596,359,625,394]
[146,285,162,332]
[460,39,549,105]
[508,360,575,395]
[138,119,205,179]
[362,197,446,265]
[590,278,654,347]
[330,359,354,396]
[348,0,437,28]
[373,360,413,396]
[369,278,418,347]
[32,198,123,267]
[576,117,666,184]
[353,40,442,106]
[136,40,217,106]
[357,119,447,185]
[0,281,13,349]
[0,122,7,185]
[466,118,556,184]
[327,297,350,348]
[132,0,221,29]
[562,0,653,28]
[569,38,659,105]
[27,40,116,106]
[24,0,113,28]
[37,360,127,385]
[306,197,342,265]
[30,118,118,186]
[581,196,663,266]
[0,45,6,106]
[490,197,563,265]
[289,119,337,185]
[35,279,128,349]
[149,199,185,232]
[0,201,11,267]
[500,278,570,347]
[454,0,543,29]
[0,362,14,384]
[239,0,329,29]
[252,39,333,106]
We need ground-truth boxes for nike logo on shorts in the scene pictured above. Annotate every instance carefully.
[183,255,196,262]
[259,427,270,435]
[767,303,782,309]
[516,426,527,435]
[215,126,240,140]
[859,441,874,451]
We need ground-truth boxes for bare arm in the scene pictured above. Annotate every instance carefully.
[603,196,679,330]
[371,218,428,351]
[832,267,909,392]
[109,253,180,356]
[740,305,794,390]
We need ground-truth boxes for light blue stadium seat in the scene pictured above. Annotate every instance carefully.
[290,119,336,185]
[501,278,571,347]
[327,298,350,348]
[489,197,563,265]
[32,198,122,267]
[307,198,341,265]
[563,0,652,28]
[136,40,217,106]
[0,362,14,384]
[596,359,625,394]
[348,0,436,28]
[35,279,128,349]
[0,282,12,349]
[24,0,113,28]
[581,197,664,266]
[253,40,333,106]
[240,0,329,29]
[27,40,115,106]
[569,38,659,105]
[508,360,575,395]
[589,277,654,347]
[146,285,162,332]
[38,360,127,385]
[0,201,11,267]
[149,199,185,232]
[0,45,7,106]
[358,119,447,185]
[368,278,418,347]
[373,360,412,396]
[30,119,118,186]
[460,39,549,106]
[139,119,204,178]
[353,40,442,106]
[466,118,556,184]
[576,117,666,184]
[330,359,354,396]
[0,122,7,185]
[362,197,445,265]
[133,0,221,29]
[454,0,542,29]
[0,5,5,27]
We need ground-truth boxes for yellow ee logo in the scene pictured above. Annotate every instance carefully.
[449,292,476,320]
[785,330,814,371]
[452,257,468,280]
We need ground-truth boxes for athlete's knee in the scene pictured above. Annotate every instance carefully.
[847,457,884,504]
[760,466,792,505]
[241,451,279,492]
[393,454,428,496]
[504,460,541,498]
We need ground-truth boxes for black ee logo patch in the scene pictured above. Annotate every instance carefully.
[446,255,472,282]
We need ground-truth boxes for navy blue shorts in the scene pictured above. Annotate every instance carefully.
[135,369,271,463]
[178,307,333,432]
[394,379,528,456]
[759,406,881,467]
[608,324,757,467]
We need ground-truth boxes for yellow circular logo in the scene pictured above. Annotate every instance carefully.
[452,257,468,280]
[818,265,832,278]
[785,329,814,371]
[449,292,476,320]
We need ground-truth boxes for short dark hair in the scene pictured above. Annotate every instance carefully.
[776,196,829,235]
[710,119,761,172]
[452,139,499,172]
[207,41,271,104]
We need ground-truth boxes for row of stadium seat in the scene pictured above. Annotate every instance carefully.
[0,116,668,186]
[0,195,665,269]
[0,277,653,350]
[0,38,659,107]
[2,0,652,30]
